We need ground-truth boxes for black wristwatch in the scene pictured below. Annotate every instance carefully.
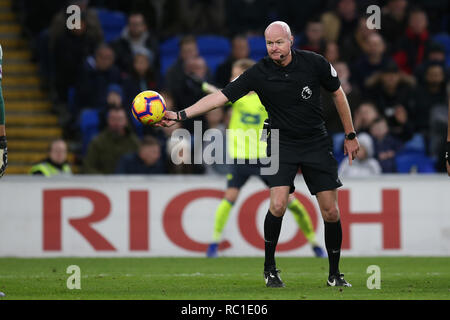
[345,132,357,140]
[176,110,188,121]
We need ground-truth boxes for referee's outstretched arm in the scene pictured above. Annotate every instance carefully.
[332,86,360,165]
[157,91,229,127]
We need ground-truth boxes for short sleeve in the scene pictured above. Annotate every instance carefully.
[315,54,340,92]
[221,69,253,103]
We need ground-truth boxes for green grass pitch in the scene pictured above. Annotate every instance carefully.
[0,257,449,300]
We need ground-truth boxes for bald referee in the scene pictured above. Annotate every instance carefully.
[158,21,359,288]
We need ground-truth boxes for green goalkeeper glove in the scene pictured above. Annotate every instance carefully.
[0,136,7,178]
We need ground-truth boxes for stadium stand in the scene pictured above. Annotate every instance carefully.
[5,0,450,175]
[95,8,126,43]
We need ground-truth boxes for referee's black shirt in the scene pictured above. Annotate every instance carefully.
[222,49,341,143]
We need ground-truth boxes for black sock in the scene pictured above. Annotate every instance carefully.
[324,220,342,277]
[264,210,283,271]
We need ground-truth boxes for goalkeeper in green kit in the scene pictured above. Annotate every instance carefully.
[0,44,7,178]
[202,58,325,258]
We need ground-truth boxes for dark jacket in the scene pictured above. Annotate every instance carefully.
[83,128,140,174]
[115,152,167,174]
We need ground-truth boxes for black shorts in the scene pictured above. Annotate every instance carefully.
[264,135,342,195]
[226,160,295,193]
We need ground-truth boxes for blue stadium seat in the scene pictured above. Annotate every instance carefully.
[204,55,227,75]
[247,36,266,61]
[401,133,426,154]
[332,132,346,163]
[197,36,230,76]
[160,55,178,76]
[96,8,127,43]
[395,152,436,173]
[160,36,230,77]
[196,36,230,56]
[432,33,450,67]
[67,86,76,115]
[80,109,100,155]
[160,36,180,56]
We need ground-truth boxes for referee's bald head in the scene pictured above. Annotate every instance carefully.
[264,21,294,65]
[264,21,292,38]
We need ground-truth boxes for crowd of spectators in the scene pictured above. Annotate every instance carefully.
[13,0,450,174]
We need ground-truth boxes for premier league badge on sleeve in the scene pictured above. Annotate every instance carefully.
[301,86,312,99]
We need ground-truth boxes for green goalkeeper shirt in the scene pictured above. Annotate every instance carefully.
[0,44,4,125]
[227,92,268,159]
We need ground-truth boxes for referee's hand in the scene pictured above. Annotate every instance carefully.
[343,137,360,165]
[155,110,178,128]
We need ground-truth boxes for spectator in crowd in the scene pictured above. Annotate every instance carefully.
[29,139,72,177]
[123,48,159,110]
[177,0,226,35]
[49,0,103,52]
[83,107,140,174]
[321,0,359,45]
[203,107,230,175]
[322,61,361,133]
[351,32,391,90]
[297,18,326,54]
[393,8,432,74]
[412,62,448,164]
[225,0,271,36]
[75,43,122,112]
[365,60,415,142]
[165,121,205,175]
[111,12,159,74]
[15,0,65,39]
[338,132,381,176]
[93,83,125,132]
[369,116,403,173]
[51,13,99,104]
[165,35,199,105]
[353,101,380,133]
[171,56,212,133]
[340,17,377,63]
[412,62,448,136]
[414,42,448,85]
[116,135,166,174]
[274,0,326,34]
[323,41,340,65]
[215,35,250,88]
[380,0,409,51]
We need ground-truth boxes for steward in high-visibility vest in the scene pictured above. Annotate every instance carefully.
[29,159,72,177]
[29,139,72,177]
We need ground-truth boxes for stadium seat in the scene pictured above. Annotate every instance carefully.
[432,33,450,67]
[332,132,346,163]
[160,55,178,76]
[160,36,230,77]
[395,152,436,173]
[196,36,230,56]
[160,36,180,56]
[401,133,426,154]
[95,8,127,43]
[79,109,100,155]
[203,55,227,75]
[197,36,230,76]
[247,36,266,61]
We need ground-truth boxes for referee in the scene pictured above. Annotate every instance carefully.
[158,21,360,288]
